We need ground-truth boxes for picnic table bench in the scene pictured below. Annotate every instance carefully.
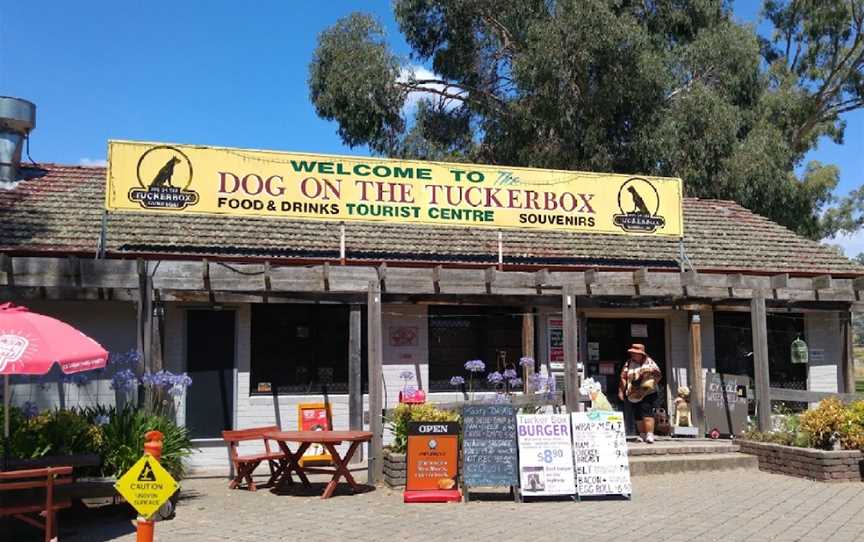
[264,430,372,499]
[0,466,73,542]
[222,425,288,491]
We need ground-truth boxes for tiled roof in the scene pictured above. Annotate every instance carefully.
[1,164,862,276]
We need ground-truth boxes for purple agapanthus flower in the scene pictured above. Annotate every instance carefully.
[64,373,90,387]
[529,373,547,389]
[464,359,485,373]
[503,369,518,380]
[450,376,465,386]
[487,371,504,384]
[21,401,40,419]
[399,370,414,380]
[111,369,139,392]
[94,414,110,426]
[519,357,535,368]
[509,377,523,387]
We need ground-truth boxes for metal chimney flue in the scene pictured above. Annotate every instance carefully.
[0,96,36,189]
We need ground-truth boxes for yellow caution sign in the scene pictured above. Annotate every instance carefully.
[114,454,180,518]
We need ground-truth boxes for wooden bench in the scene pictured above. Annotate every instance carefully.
[0,466,73,542]
[222,425,289,491]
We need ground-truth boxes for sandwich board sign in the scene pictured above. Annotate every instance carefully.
[516,413,576,497]
[570,411,632,498]
[114,454,180,518]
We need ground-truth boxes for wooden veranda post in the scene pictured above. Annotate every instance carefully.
[348,305,362,429]
[562,285,581,412]
[842,312,856,394]
[751,294,771,431]
[522,310,535,393]
[366,282,383,485]
[688,312,705,431]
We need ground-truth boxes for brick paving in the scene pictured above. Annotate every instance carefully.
[10,470,864,542]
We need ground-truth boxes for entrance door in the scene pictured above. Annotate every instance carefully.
[186,309,235,439]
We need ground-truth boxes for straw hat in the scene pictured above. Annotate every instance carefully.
[627,343,648,357]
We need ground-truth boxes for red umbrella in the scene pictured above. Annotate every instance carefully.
[0,302,109,439]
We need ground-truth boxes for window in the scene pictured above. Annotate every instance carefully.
[428,305,522,391]
[250,304,366,395]
[713,311,806,389]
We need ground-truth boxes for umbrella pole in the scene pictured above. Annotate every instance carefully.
[3,375,8,471]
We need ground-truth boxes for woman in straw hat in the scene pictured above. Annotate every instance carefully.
[618,343,662,443]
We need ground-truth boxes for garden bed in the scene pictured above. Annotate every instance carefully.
[739,440,863,482]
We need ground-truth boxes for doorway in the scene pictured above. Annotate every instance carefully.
[185,309,236,439]
[585,317,667,433]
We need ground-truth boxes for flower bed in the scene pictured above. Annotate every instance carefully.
[738,440,863,482]
[741,397,864,482]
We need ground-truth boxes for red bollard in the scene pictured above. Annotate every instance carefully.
[136,430,164,542]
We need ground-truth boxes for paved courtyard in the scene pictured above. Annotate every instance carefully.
[9,469,864,542]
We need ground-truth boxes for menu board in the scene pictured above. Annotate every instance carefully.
[462,404,519,489]
[516,413,576,497]
[571,411,631,497]
[704,373,748,437]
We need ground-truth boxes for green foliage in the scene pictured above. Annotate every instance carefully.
[308,0,864,240]
[5,408,104,459]
[746,398,864,450]
[385,403,460,453]
[86,404,194,480]
[0,405,194,480]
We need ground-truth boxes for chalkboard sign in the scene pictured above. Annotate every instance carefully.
[571,411,632,498]
[704,373,748,437]
[462,404,519,489]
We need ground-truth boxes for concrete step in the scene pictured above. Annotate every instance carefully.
[628,440,740,457]
[629,452,758,476]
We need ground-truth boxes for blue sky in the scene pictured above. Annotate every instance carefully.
[1,1,861,255]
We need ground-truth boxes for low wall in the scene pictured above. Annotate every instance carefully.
[383,449,406,488]
[739,440,863,482]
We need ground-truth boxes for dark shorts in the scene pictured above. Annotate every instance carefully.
[631,392,659,421]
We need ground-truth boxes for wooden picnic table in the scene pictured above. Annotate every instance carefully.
[264,430,372,499]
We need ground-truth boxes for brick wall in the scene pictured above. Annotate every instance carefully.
[739,440,863,482]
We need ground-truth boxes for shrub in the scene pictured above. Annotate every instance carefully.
[385,404,460,453]
[84,404,195,479]
[799,397,850,450]
[7,408,103,458]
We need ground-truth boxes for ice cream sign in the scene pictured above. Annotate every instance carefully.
[0,333,28,372]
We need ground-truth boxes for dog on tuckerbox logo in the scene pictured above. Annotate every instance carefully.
[579,378,614,411]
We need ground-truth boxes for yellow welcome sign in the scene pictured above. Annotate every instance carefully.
[106,140,683,237]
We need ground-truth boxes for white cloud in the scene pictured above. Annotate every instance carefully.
[825,229,864,258]
[79,158,107,167]
[397,65,464,113]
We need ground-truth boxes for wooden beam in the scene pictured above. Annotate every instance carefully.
[534,269,549,294]
[323,262,331,292]
[376,262,386,292]
[751,294,771,431]
[433,265,441,294]
[562,285,581,412]
[0,253,12,287]
[485,266,495,294]
[853,277,864,292]
[688,312,705,432]
[584,268,598,286]
[522,310,535,393]
[812,274,833,290]
[366,281,384,485]
[770,273,789,289]
[633,267,649,285]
